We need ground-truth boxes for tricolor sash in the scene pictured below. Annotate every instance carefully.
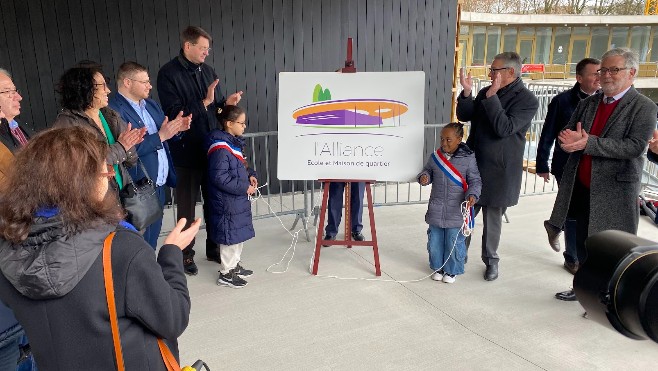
[431,149,475,230]
[208,140,246,163]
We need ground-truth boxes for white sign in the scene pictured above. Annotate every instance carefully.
[277,72,425,181]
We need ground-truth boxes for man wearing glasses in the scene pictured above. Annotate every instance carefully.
[536,57,601,275]
[0,68,35,370]
[457,52,539,281]
[545,48,657,302]
[157,26,243,275]
[109,61,191,249]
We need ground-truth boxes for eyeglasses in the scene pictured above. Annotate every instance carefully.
[192,43,211,52]
[93,82,109,90]
[232,121,246,126]
[100,164,116,178]
[0,88,20,97]
[488,67,509,73]
[597,67,629,76]
[128,78,151,86]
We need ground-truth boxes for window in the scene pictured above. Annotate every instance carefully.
[590,27,609,60]
[534,27,552,64]
[610,27,629,49]
[472,26,486,65]
[552,27,571,64]
[503,27,518,52]
[486,26,501,62]
[630,26,651,62]
[460,25,469,36]
[651,26,658,62]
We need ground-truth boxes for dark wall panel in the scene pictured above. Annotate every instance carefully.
[2,0,458,190]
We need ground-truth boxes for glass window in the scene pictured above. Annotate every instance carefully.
[472,26,486,66]
[651,26,658,62]
[630,26,651,62]
[486,26,501,62]
[503,27,518,52]
[460,25,469,36]
[534,27,552,64]
[552,27,571,64]
[590,27,609,60]
[519,27,534,37]
[610,27,629,49]
[573,27,590,36]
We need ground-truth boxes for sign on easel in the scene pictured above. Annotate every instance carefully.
[277,72,425,181]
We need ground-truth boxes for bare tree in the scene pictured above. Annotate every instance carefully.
[461,0,645,14]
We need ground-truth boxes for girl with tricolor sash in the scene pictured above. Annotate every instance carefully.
[206,105,258,288]
[418,123,481,283]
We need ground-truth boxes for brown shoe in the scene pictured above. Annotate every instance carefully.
[544,220,562,252]
[563,261,579,275]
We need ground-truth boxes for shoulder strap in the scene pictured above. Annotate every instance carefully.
[158,339,182,371]
[103,232,125,371]
[103,232,181,371]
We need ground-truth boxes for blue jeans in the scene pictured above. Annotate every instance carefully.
[427,225,466,275]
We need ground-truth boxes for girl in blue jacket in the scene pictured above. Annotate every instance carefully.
[206,105,258,288]
[417,123,481,284]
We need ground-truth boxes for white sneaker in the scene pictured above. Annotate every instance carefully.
[431,272,443,281]
[442,274,456,284]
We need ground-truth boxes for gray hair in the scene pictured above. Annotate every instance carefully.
[601,47,639,72]
[494,52,522,78]
[0,68,11,78]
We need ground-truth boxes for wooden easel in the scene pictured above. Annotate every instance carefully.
[312,179,381,276]
[310,38,381,276]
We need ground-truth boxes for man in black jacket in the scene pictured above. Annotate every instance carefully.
[536,58,600,275]
[457,52,539,281]
[157,26,243,275]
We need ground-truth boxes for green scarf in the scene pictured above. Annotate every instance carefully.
[99,111,123,188]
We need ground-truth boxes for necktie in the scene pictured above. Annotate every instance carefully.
[605,96,615,104]
[10,127,28,147]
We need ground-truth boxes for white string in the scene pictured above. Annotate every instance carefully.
[255,183,475,283]
[310,200,474,283]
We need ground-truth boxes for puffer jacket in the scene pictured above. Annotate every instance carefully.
[417,143,482,228]
[206,129,257,245]
[0,210,190,370]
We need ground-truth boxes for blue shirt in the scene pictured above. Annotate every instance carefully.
[120,93,169,186]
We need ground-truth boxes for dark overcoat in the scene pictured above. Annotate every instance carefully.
[457,78,539,207]
[548,87,657,235]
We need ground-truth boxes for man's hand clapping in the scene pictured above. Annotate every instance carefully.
[559,122,589,153]
[459,68,472,98]
[159,111,192,142]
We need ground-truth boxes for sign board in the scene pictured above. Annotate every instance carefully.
[277,72,425,181]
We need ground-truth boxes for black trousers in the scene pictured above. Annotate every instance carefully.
[174,166,217,260]
[567,179,590,264]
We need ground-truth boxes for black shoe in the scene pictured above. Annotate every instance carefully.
[322,235,335,247]
[555,289,577,301]
[235,263,253,277]
[544,220,562,252]
[563,261,579,275]
[351,232,365,241]
[484,264,498,281]
[217,269,247,288]
[183,257,198,276]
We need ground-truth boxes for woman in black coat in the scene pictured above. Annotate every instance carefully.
[0,126,200,370]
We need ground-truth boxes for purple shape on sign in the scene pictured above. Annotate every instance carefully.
[296,110,383,126]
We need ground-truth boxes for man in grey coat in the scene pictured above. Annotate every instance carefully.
[457,52,539,281]
[546,48,658,301]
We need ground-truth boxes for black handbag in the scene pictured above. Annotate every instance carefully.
[119,160,163,230]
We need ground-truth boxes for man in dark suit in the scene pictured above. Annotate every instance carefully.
[457,52,539,281]
[157,26,243,275]
[109,62,191,249]
[0,68,33,153]
[536,57,600,274]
